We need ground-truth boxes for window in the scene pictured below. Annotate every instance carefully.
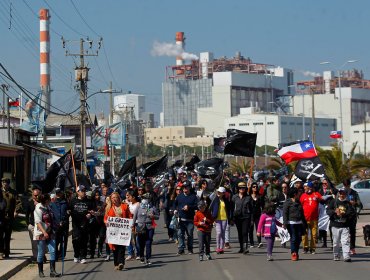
[154,137,157,140]
[267,122,274,125]
[240,123,249,126]
[173,136,176,139]
[160,137,162,140]
[281,121,287,125]
[166,136,169,139]
[354,181,370,189]
[229,123,236,127]
[354,131,359,133]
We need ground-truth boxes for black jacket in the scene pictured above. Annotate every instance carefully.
[210,196,232,221]
[283,198,306,225]
[326,198,355,228]
[231,194,253,220]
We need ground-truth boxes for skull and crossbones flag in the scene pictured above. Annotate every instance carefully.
[294,156,326,181]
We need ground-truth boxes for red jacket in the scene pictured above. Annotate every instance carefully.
[194,210,214,232]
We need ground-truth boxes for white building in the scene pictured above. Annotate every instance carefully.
[114,94,145,120]
[224,108,336,148]
[350,122,370,155]
[293,87,370,154]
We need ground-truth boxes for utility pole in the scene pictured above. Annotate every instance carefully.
[63,37,102,174]
[7,97,10,144]
[311,86,316,144]
[97,81,122,174]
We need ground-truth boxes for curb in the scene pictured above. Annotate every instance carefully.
[0,258,31,280]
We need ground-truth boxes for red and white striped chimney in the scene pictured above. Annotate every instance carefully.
[175,32,185,75]
[40,8,50,113]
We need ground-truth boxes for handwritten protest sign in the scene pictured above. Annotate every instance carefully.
[106,217,133,246]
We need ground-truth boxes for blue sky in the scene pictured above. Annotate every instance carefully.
[1,0,369,122]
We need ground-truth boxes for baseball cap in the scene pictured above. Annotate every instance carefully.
[55,188,62,194]
[217,187,226,193]
[237,181,247,188]
[304,181,314,188]
[77,185,86,192]
[338,187,346,193]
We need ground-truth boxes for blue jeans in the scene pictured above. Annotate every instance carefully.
[178,220,194,252]
[37,239,56,263]
[137,228,155,259]
[288,224,304,254]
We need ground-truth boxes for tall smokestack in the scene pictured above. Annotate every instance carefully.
[40,8,50,113]
[175,32,185,75]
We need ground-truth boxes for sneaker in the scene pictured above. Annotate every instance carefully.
[258,243,263,248]
[216,249,221,254]
[224,243,231,249]
[333,255,340,261]
[350,249,356,255]
[80,259,87,264]
[344,258,352,262]
[105,255,110,261]
[177,250,185,256]
[140,258,145,264]
[267,255,274,261]
[291,252,298,261]
[118,263,124,270]
[250,244,255,248]
[206,254,212,260]
[125,255,134,261]
[136,256,141,260]
[238,248,244,253]
[146,259,152,265]
[303,248,309,254]
[168,238,174,242]
[310,249,316,255]
[175,240,179,244]
[73,258,80,263]
[188,250,193,255]
[199,255,203,261]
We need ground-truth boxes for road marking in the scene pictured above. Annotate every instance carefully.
[223,269,233,280]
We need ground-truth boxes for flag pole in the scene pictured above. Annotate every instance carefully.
[249,158,254,181]
[71,149,78,190]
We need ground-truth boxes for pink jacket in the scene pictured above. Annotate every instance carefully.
[257,213,281,237]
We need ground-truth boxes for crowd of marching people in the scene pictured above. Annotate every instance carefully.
[0,167,364,278]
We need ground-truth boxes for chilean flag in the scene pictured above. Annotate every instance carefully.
[277,141,317,164]
[330,130,342,139]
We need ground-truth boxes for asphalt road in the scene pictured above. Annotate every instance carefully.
[12,214,370,280]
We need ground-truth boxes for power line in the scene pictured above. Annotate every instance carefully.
[69,0,101,37]
[42,0,87,37]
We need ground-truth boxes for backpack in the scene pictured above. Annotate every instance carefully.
[270,217,277,235]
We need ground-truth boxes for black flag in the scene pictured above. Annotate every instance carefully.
[214,137,226,153]
[32,150,73,193]
[224,129,257,157]
[118,157,137,178]
[185,155,201,170]
[195,157,224,177]
[143,155,168,178]
[294,156,325,181]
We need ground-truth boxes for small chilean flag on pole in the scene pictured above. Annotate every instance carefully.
[330,130,342,139]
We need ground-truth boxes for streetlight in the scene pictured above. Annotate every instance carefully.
[320,60,358,163]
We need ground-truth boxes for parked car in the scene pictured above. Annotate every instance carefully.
[336,179,370,210]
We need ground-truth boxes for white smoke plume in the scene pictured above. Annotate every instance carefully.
[151,41,198,60]
[300,70,320,77]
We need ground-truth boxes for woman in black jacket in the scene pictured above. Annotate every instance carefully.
[231,182,253,254]
[249,182,264,248]
[283,187,307,261]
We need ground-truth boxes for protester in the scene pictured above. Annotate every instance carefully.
[125,190,140,261]
[249,182,264,248]
[104,192,132,270]
[135,193,159,265]
[265,176,284,205]
[342,178,363,255]
[194,200,214,261]
[283,187,307,261]
[1,177,21,259]
[92,190,106,258]
[232,181,253,254]
[50,188,69,261]
[174,180,198,255]
[70,185,93,264]
[86,190,98,259]
[257,203,281,261]
[34,194,61,278]
[327,187,355,262]
[162,181,176,241]
[210,186,232,254]
[300,181,323,254]
[318,178,336,248]
[26,186,42,263]
[0,190,6,259]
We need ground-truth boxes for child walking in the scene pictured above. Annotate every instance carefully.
[194,200,214,261]
[257,203,281,261]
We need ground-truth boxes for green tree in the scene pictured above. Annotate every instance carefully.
[230,159,252,174]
